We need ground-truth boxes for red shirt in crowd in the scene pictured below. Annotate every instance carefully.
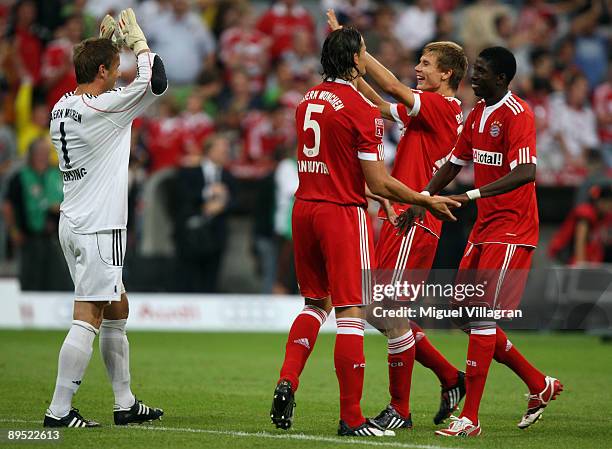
[256,3,315,60]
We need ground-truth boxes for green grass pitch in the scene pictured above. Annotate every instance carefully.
[0,330,610,449]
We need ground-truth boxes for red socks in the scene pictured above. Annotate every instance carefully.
[335,318,366,427]
[387,330,415,417]
[410,322,459,387]
[278,305,328,391]
[460,329,496,423]
[494,326,546,393]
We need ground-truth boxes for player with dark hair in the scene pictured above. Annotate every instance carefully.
[43,10,167,428]
[403,46,564,437]
[269,27,460,437]
[325,10,468,430]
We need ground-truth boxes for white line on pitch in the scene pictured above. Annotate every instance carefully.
[0,419,459,449]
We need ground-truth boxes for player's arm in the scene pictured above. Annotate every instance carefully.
[86,9,168,127]
[355,79,392,120]
[361,159,459,221]
[327,9,416,110]
[448,163,536,205]
[448,111,538,205]
[365,184,397,224]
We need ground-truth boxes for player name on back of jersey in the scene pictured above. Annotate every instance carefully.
[51,108,83,123]
[300,90,345,111]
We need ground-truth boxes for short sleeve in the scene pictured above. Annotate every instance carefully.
[450,110,474,166]
[355,107,385,162]
[507,110,537,170]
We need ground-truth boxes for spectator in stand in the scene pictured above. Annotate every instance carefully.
[85,0,135,19]
[594,66,612,166]
[60,0,97,39]
[432,11,455,43]
[7,0,45,85]
[174,134,235,292]
[180,90,215,167]
[14,74,51,160]
[282,29,319,81]
[549,73,600,170]
[41,14,81,110]
[218,68,262,132]
[256,0,315,62]
[2,138,70,290]
[549,183,612,265]
[393,0,436,52]
[273,146,298,294]
[321,0,375,30]
[361,4,397,55]
[143,96,184,173]
[571,4,608,89]
[460,0,512,59]
[145,0,215,85]
[575,149,611,205]
[219,4,271,94]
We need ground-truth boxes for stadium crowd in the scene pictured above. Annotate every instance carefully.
[0,0,610,292]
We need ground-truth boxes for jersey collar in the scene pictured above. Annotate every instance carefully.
[484,90,512,113]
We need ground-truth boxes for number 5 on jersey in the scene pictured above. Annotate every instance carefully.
[303,104,324,158]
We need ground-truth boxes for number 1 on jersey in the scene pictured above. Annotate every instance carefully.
[303,103,324,158]
[59,122,72,169]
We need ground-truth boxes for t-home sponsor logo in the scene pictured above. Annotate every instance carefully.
[473,148,503,166]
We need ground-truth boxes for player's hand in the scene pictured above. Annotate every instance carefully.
[395,205,426,235]
[327,9,342,31]
[118,8,149,55]
[380,199,398,226]
[99,14,117,39]
[447,193,470,205]
[425,196,460,222]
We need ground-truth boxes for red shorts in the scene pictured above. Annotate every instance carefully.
[292,199,375,307]
[375,221,439,299]
[455,242,534,311]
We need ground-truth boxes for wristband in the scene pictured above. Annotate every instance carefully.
[466,189,481,200]
[420,191,431,196]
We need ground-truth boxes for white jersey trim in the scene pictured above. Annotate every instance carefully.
[408,93,421,117]
[450,155,470,166]
[467,240,537,248]
[358,151,378,161]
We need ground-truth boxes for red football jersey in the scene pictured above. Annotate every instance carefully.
[451,91,539,246]
[380,90,463,237]
[294,79,384,207]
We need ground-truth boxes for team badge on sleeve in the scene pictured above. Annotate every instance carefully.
[490,121,502,138]
[375,118,384,138]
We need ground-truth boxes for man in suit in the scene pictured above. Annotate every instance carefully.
[174,134,235,292]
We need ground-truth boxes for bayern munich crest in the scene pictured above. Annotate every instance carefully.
[490,121,502,137]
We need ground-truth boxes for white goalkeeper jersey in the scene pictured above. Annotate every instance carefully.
[50,52,166,234]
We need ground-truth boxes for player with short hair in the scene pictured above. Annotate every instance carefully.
[323,11,468,430]
[408,46,563,437]
[270,27,460,437]
[43,10,167,428]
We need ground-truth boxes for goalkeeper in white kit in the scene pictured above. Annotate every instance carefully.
[43,9,168,428]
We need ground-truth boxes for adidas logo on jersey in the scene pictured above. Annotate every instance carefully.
[473,149,503,166]
[294,338,310,350]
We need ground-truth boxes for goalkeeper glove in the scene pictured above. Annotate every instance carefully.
[118,8,149,55]
[99,14,125,45]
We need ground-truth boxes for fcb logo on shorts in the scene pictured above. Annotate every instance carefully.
[490,121,502,137]
[375,118,384,138]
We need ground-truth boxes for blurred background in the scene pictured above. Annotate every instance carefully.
[0,0,610,301]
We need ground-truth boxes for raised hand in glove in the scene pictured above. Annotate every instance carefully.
[118,8,149,55]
